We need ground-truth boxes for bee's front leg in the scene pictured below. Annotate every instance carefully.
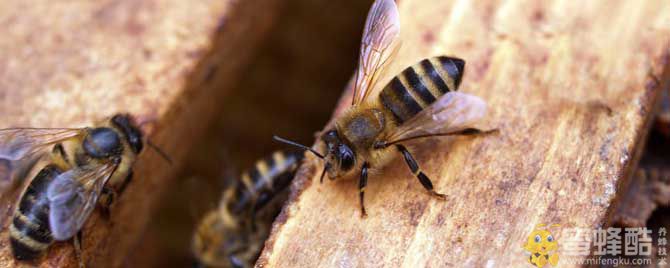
[359,162,370,218]
[117,169,134,196]
[98,169,134,219]
[73,231,85,268]
[98,187,117,220]
[448,128,498,136]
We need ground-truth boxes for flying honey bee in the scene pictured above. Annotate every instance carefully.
[274,0,494,216]
[192,151,302,268]
[0,114,169,265]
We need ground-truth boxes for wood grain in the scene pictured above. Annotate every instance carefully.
[259,0,670,267]
[0,0,280,267]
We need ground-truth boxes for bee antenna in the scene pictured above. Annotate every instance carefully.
[272,136,324,159]
[146,139,173,165]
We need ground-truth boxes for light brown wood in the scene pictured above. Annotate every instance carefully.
[259,0,670,267]
[0,0,280,267]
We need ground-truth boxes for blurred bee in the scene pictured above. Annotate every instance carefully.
[274,0,494,216]
[0,114,169,265]
[655,88,670,137]
[192,151,302,268]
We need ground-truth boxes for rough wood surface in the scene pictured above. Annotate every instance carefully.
[0,0,280,267]
[259,1,670,267]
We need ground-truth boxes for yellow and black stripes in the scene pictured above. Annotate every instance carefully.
[193,151,303,267]
[10,165,61,260]
[379,56,465,123]
[226,151,303,217]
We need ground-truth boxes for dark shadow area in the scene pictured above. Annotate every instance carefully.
[135,0,375,266]
[647,206,670,231]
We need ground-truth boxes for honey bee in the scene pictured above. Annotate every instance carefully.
[274,0,494,216]
[192,151,302,268]
[0,114,168,265]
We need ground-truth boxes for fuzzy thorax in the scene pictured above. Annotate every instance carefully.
[324,100,401,180]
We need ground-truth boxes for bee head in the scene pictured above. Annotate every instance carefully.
[321,129,355,178]
[111,114,144,154]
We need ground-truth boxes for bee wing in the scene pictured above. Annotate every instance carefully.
[47,163,116,241]
[0,156,41,194]
[384,92,488,144]
[0,128,84,195]
[0,128,84,161]
[352,0,401,106]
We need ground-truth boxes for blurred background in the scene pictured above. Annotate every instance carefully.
[128,0,375,266]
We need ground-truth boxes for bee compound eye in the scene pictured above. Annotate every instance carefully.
[534,235,541,243]
[112,114,143,153]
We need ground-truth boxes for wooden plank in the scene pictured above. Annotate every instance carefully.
[0,0,280,267]
[259,0,670,267]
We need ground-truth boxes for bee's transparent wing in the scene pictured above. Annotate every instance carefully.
[47,163,116,241]
[352,0,401,105]
[384,92,488,144]
[0,128,83,195]
[0,155,39,191]
[0,128,83,161]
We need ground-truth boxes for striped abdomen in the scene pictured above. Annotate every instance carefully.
[226,151,303,216]
[10,165,62,261]
[379,56,465,123]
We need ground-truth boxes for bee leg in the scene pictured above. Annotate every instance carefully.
[373,129,497,150]
[250,215,258,232]
[99,187,117,220]
[450,128,498,136]
[98,170,132,219]
[117,169,134,196]
[73,231,85,268]
[396,144,447,199]
[319,164,328,183]
[250,192,271,232]
[359,162,369,217]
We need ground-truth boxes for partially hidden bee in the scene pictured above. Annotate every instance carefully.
[274,0,494,216]
[0,114,168,265]
[192,150,303,268]
[655,88,670,137]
